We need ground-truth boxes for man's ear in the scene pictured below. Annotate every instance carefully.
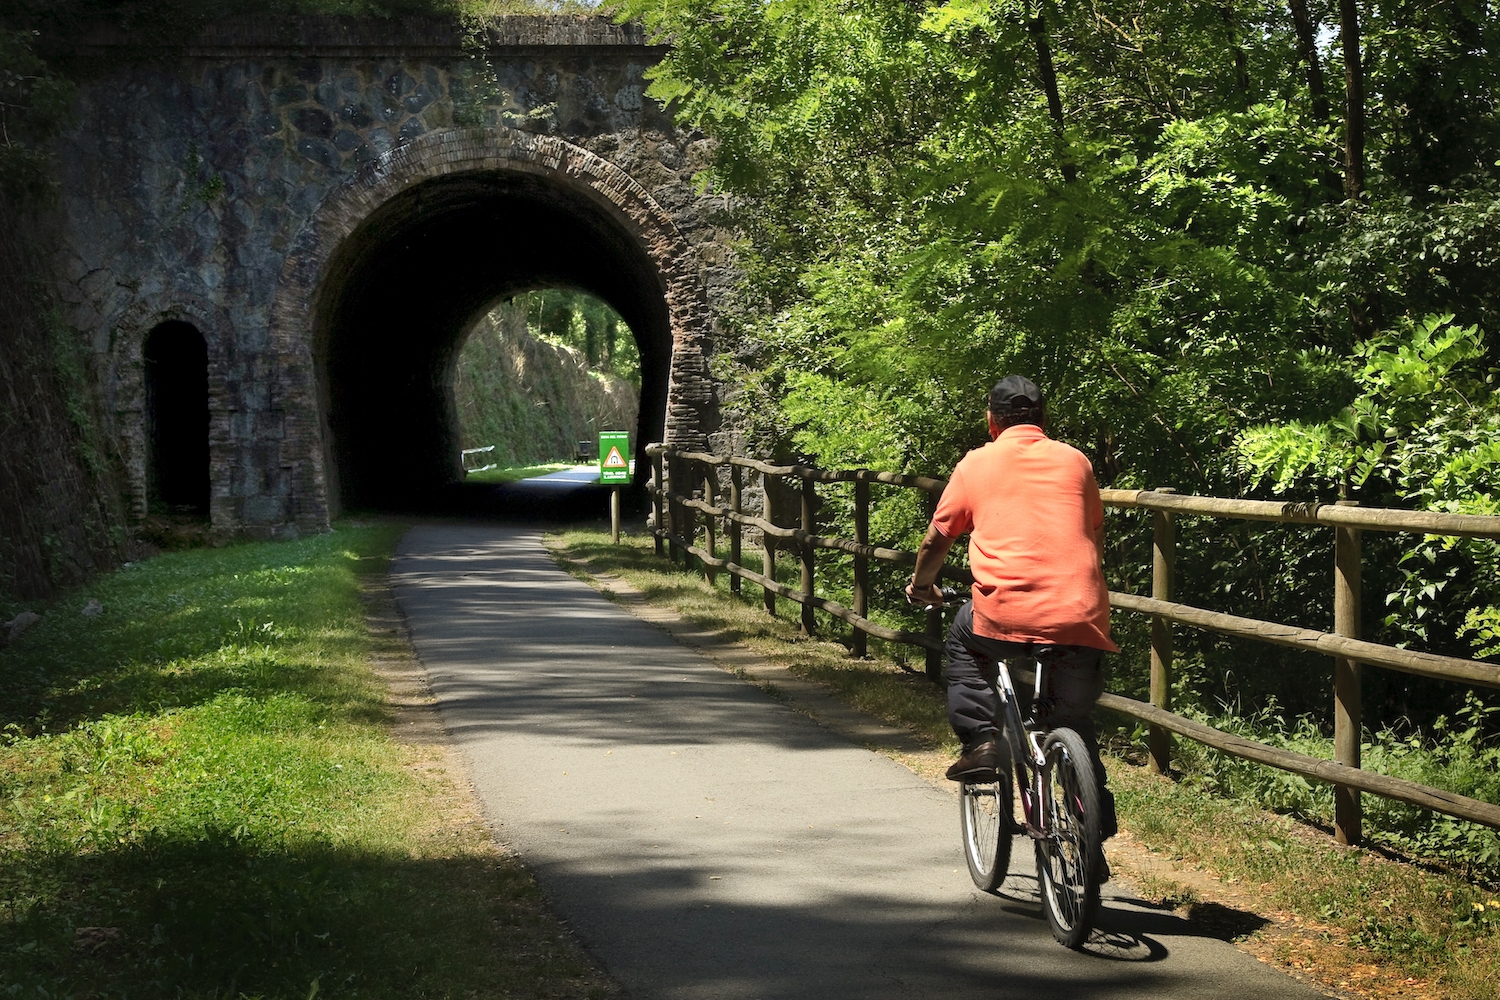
[987,410,1002,440]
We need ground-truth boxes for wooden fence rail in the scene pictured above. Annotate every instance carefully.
[644,443,1500,846]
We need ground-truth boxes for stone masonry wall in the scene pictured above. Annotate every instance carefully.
[55,16,732,537]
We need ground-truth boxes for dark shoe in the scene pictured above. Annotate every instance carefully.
[1099,787,1118,840]
[945,740,1000,782]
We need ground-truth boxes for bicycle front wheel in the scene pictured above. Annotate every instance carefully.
[959,750,1013,892]
[1034,728,1102,949]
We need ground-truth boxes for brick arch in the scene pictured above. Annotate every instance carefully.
[269,126,716,529]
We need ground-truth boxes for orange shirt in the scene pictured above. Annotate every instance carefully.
[931,424,1117,651]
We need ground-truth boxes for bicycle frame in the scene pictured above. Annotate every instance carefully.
[993,657,1053,839]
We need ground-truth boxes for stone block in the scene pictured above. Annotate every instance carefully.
[269,84,308,107]
[397,117,427,144]
[291,107,334,138]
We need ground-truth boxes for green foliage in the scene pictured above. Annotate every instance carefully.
[617,0,1500,865]
[1239,314,1497,497]
[526,288,640,387]
[1239,314,1500,658]
[1174,693,1500,881]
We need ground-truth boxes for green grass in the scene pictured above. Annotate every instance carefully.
[465,462,593,484]
[1107,761,1500,995]
[0,526,611,999]
[1164,700,1500,882]
[549,526,1500,1000]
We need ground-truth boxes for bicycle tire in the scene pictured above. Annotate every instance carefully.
[1034,727,1102,949]
[958,743,1013,892]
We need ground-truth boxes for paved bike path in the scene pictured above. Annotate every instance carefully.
[391,524,1322,1000]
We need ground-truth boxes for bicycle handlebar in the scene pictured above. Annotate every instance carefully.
[907,584,967,612]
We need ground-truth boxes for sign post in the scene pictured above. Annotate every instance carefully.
[599,431,630,544]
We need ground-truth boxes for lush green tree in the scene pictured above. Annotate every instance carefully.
[524,288,641,386]
[617,0,1500,721]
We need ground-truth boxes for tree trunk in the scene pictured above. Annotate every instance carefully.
[1028,2,1077,184]
[1289,0,1343,196]
[1288,0,1330,122]
[1220,7,1251,106]
[1338,0,1365,202]
[1338,0,1373,339]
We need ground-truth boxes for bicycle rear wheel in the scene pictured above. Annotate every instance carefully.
[959,746,1013,892]
[1034,727,1102,948]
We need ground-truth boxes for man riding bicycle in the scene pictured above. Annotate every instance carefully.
[905,375,1118,843]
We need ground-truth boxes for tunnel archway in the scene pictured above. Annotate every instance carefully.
[270,128,716,523]
[317,169,673,510]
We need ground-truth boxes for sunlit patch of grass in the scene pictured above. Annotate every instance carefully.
[0,525,612,999]
[1109,762,1500,998]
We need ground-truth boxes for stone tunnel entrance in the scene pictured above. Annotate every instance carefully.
[276,127,718,524]
[68,22,724,538]
[315,169,671,511]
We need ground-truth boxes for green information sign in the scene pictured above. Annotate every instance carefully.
[599,431,631,485]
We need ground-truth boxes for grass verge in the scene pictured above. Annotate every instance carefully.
[465,463,592,484]
[548,526,1500,1000]
[0,524,613,999]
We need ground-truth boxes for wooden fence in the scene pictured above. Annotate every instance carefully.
[645,443,1500,848]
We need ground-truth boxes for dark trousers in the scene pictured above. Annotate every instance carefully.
[945,601,1114,831]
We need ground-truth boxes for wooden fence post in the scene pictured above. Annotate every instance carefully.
[853,477,870,658]
[762,470,778,617]
[1149,488,1177,775]
[924,490,942,680]
[800,474,817,635]
[652,450,664,557]
[665,453,680,564]
[680,457,697,571]
[729,463,743,595]
[1334,500,1363,846]
[703,463,718,586]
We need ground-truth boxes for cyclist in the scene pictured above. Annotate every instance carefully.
[905,375,1118,843]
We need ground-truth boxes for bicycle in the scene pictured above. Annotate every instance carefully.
[926,590,1105,949]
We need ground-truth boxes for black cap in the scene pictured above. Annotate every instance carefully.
[988,375,1043,416]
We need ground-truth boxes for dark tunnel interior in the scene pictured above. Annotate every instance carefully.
[144,320,210,515]
[315,171,672,514]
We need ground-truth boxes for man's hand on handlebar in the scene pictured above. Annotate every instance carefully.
[905,580,945,609]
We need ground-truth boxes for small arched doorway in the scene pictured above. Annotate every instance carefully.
[143,321,209,515]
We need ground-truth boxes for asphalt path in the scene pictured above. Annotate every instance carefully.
[391,523,1324,1000]
[522,465,608,488]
